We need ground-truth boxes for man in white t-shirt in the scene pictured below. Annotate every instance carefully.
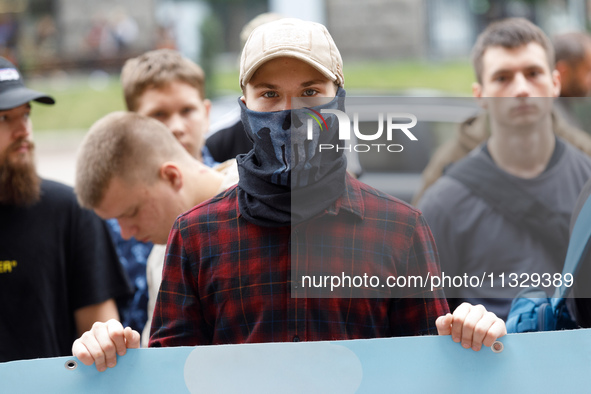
[75,112,238,345]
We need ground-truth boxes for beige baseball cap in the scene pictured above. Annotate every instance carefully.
[239,18,344,89]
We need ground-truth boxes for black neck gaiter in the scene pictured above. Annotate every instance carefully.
[237,87,348,227]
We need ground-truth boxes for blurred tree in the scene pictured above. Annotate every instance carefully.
[200,11,223,98]
[200,0,267,97]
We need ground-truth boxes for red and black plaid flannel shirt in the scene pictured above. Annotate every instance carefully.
[149,175,448,347]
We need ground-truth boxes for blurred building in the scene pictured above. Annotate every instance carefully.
[322,0,589,61]
[1,0,589,74]
[59,0,155,58]
[2,0,157,73]
[326,0,426,60]
[424,0,588,60]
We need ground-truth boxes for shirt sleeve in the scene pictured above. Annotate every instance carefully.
[417,188,461,282]
[149,216,211,347]
[389,213,449,337]
[418,184,468,312]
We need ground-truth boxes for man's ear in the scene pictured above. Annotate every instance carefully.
[159,162,183,191]
[203,98,212,130]
[472,81,482,98]
[204,98,212,118]
[555,60,568,79]
[472,82,487,109]
[551,69,561,98]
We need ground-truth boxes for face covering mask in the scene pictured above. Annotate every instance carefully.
[236,87,348,227]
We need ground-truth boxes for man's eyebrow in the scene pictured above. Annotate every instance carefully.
[301,80,327,87]
[251,80,328,89]
[252,82,278,90]
[490,68,512,76]
[490,64,546,77]
[116,205,136,219]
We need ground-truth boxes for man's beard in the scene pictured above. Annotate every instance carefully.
[0,139,41,206]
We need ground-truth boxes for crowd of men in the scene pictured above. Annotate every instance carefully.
[2,14,591,378]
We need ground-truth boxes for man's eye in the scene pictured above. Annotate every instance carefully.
[152,112,166,119]
[303,89,318,97]
[181,107,194,115]
[262,91,278,98]
[0,115,6,122]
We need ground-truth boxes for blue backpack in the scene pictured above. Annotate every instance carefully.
[506,193,591,333]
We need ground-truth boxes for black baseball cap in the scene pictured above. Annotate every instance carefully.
[0,57,55,111]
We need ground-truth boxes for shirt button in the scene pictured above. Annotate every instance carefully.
[293,335,300,342]
[293,281,299,289]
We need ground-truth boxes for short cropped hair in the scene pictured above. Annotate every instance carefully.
[75,111,191,209]
[472,18,554,83]
[553,31,591,66]
[121,49,206,111]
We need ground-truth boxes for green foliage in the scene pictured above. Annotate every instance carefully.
[200,13,225,99]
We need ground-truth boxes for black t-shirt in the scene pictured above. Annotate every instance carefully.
[0,179,131,362]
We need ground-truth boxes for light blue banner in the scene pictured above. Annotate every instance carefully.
[1,329,590,393]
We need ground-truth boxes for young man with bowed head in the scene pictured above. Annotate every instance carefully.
[72,19,506,373]
[74,111,238,347]
[417,18,591,319]
[0,57,131,362]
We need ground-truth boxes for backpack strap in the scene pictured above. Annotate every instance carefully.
[551,192,591,307]
[446,152,571,263]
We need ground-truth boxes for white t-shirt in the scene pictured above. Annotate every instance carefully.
[141,159,240,346]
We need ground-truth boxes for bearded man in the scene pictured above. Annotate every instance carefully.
[0,57,131,362]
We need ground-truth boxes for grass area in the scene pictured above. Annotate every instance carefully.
[28,74,126,132]
[343,60,475,95]
[28,60,475,132]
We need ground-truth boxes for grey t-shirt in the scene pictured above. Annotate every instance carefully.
[418,139,591,319]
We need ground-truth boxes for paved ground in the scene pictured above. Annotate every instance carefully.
[35,129,86,186]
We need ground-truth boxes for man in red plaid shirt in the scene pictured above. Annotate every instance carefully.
[73,18,506,372]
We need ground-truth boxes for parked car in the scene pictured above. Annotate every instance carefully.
[349,94,481,203]
[208,91,482,204]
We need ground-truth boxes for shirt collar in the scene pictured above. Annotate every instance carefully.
[324,174,365,220]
